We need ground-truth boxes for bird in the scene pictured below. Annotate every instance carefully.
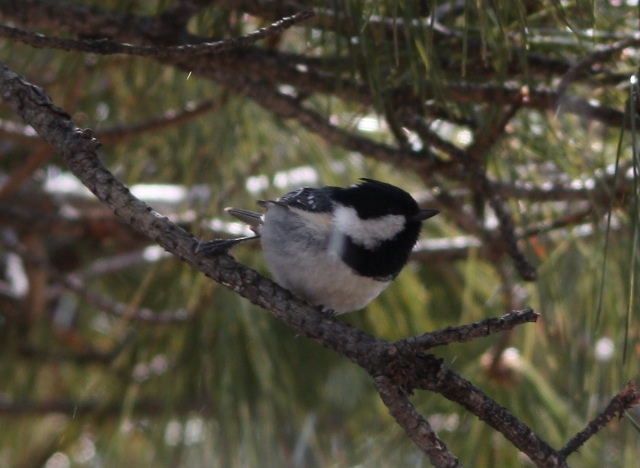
[201,179,438,314]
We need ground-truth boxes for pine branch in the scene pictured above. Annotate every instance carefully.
[0,397,218,417]
[560,382,640,458]
[557,36,640,100]
[0,11,313,57]
[206,70,446,172]
[394,308,539,352]
[375,375,461,468]
[410,354,567,468]
[0,0,632,131]
[97,98,219,144]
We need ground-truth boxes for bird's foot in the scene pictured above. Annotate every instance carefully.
[195,236,258,255]
[319,307,337,317]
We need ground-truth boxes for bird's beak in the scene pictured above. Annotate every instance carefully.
[412,209,439,222]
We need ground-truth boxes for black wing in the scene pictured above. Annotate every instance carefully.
[270,186,339,213]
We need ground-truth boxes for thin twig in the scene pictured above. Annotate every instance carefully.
[98,99,219,144]
[560,382,640,458]
[518,207,595,238]
[18,337,131,365]
[0,11,314,57]
[557,36,640,99]
[467,98,523,158]
[0,398,218,417]
[393,308,539,352]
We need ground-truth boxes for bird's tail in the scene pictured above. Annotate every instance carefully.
[225,207,263,234]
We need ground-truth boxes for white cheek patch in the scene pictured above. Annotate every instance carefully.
[333,205,405,249]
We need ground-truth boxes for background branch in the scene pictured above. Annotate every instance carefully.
[0,11,313,57]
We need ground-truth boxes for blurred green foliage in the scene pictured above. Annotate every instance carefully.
[0,1,639,467]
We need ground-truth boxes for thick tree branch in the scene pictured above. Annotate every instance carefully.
[375,375,461,468]
[411,354,568,468]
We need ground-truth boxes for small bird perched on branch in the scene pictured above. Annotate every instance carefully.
[202,179,438,314]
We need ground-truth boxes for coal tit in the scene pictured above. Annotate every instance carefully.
[206,179,438,314]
